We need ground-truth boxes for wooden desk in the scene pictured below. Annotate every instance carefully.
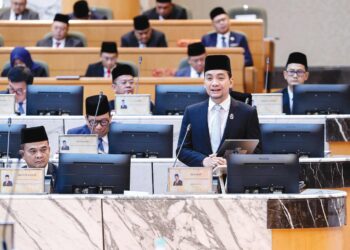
[0,47,245,92]
[0,20,264,91]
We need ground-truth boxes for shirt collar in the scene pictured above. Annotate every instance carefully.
[208,95,231,111]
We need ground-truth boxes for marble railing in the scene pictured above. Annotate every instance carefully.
[0,189,346,250]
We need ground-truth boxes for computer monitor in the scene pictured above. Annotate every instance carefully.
[0,124,26,158]
[154,85,208,115]
[108,123,173,158]
[260,123,324,157]
[227,154,300,194]
[293,84,350,114]
[55,153,131,194]
[26,85,83,115]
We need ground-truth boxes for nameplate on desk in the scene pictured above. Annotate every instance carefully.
[115,94,151,115]
[0,94,15,115]
[56,75,80,80]
[252,93,283,115]
[0,168,45,194]
[167,167,212,193]
[59,135,98,154]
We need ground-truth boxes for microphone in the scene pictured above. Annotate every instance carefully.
[136,56,142,94]
[172,124,191,168]
[90,91,103,134]
[264,57,270,93]
[6,118,11,168]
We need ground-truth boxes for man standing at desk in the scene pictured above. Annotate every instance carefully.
[0,66,33,115]
[0,0,39,20]
[20,126,56,175]
[177,55,261,167]
[85,41,125,78]
[67,94,111,154]
[121,15,168,48]
[280,52,309,114]
[143,0,187,20]
[201,7,253,66]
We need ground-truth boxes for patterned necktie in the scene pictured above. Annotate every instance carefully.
[18,102,25,115]
[56,42,61,48]
[107,69,111,78]
[211,104,222,153]
[15,14,19,20]
[98,137,105,153]
[221,36,227,48]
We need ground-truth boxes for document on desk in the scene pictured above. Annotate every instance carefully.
[167,167,213,193]
[0,168,45,194]
[0,94,15,115]
[115,94,151,115]
[59,135,98,154]
[252,93,283,115]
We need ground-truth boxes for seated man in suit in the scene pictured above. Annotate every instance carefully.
[201,7,253,66]
[69,0,107,20]
[175,42,206,78]
[85,41,123,77]
[177,55,261,167]
[0,0,39,20]
[121,15,168,48]
[36,13,84,48]
[67,94,112,154]
[20,126,56,175]
[280,52,309,114]
[143,0,187,20]
[0,66,33,115]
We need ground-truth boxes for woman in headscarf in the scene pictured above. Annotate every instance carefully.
[1,47,48,77]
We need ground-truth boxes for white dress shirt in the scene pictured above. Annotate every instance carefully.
[208,96,231,140]
[216,32,230,48]
[10,10,22,20]
[190,66,204,78]
[52,38,66,48]
[103,67,115,78]
[287,87,294,112]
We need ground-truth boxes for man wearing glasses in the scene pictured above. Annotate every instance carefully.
[0,66,33,115]
[67,95,112,154]
[281,52,309,114]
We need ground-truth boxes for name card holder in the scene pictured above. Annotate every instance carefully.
[59,134,98,154]
[252,93,283,115]
[0,94,16,115]
[115,94,151,115]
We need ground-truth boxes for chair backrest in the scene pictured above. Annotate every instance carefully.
[43,31,87,47]
[178,57,189,70]
[90,7,113,20]
[0,34,4,47]
[119,60,138,76]
[2,60,50,77]
[228,6,268,36]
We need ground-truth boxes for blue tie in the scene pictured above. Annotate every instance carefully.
[98,138,105,153]
[221,36,227,48]
[18,102,25,115]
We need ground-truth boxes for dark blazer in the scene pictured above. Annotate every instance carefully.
[121,29,168,47]
[143,4,187,20]
[177,98,262,167]
[175,66,191,77]
[85,62,127,77]
[0,8,39,20]
[36,36,84,47]
[1,65,47,77]
[201,32,253,66]
[279,87,291,114]
[67,124,91,135]
[68,11,107,20]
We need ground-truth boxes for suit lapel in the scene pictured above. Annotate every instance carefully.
[282,88,291,114]
[198,100,212,153]
[98,62,104,77]
[219,98,237,148]
[211,33,217,47]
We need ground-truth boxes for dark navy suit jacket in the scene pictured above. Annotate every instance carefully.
[67,124,91,134]
[85,62,127,77]
[201,32,253,66]
[175,66,191,77]
[177,98,262,167]
[121,29,168,47]
[276,88,291,114]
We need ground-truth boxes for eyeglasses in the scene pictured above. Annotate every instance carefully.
[88,119,110,127]
[9,87,25,95]
[115,80,135,85]
[286,70,306,77]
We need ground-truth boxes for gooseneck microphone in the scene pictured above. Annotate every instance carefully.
[90,91,103,134]
[6,118,11,168]
[264,57,270,93]
[172,124,191,168]
[136,56,142,94]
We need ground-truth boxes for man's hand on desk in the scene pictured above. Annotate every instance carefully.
[202,154,227,168]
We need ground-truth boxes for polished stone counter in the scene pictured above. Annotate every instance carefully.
[0,189,346,250]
